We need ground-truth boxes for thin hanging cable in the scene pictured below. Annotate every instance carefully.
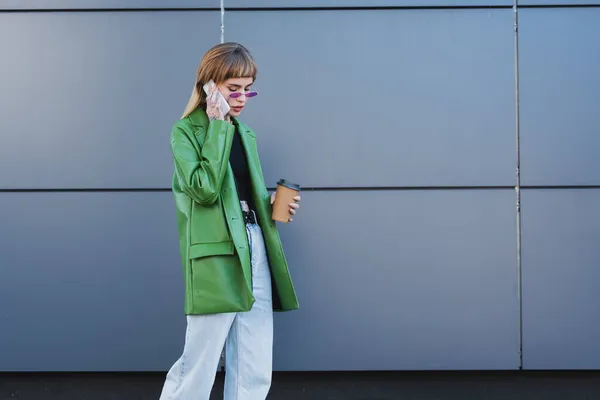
[218,2,226,372]
[513,0,524,370]
[220,0,225,43]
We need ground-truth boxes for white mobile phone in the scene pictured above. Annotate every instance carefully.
[203,80,230,116]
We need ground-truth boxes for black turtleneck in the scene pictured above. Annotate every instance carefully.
[229,125,256,212]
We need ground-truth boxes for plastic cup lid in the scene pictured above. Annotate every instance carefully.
[277,179,301,191]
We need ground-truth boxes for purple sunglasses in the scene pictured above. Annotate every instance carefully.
[228,91,258,99]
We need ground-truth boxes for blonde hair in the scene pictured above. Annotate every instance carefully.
[181,42,258,119]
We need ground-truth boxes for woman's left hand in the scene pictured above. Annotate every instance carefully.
[271,193,301,222]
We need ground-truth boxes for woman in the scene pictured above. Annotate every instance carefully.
[160,42,301,399]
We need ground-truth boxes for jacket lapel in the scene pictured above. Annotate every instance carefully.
[234,119,271,224]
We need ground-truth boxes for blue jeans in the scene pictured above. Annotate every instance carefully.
[160,223,274,400]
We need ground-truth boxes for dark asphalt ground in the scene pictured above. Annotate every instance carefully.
[2,371,600,400]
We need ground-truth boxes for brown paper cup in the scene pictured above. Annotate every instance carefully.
[272,179,301,223]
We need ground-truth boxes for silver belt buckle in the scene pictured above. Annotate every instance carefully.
[240,201,256,224]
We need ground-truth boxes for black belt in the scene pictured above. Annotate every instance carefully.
[242,209,257,225]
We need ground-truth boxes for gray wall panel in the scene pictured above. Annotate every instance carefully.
[0,1,513,10]
[0,0,218,10]
[225,0,512,7]
[272,190,519,370]
[521,189,600,369]
[0,189,520,371]
[0,9,516,190]
[228,9,516,188]
[519,8,600,186]
[0,12,219,189]
[3,1,598,10]
[521,1,600,5]
[0,192,185,371]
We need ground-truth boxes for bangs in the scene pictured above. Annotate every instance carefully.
[221,50,257,81]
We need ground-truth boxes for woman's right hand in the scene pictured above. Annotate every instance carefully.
[206,85,225,121]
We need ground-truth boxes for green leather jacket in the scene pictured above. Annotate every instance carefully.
[170,107,299,315]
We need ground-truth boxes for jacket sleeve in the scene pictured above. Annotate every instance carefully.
[171,120,235,205]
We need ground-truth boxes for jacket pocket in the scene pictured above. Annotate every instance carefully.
[187,240,249,313]
[190,200,232,245]
[189,240,235,259]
